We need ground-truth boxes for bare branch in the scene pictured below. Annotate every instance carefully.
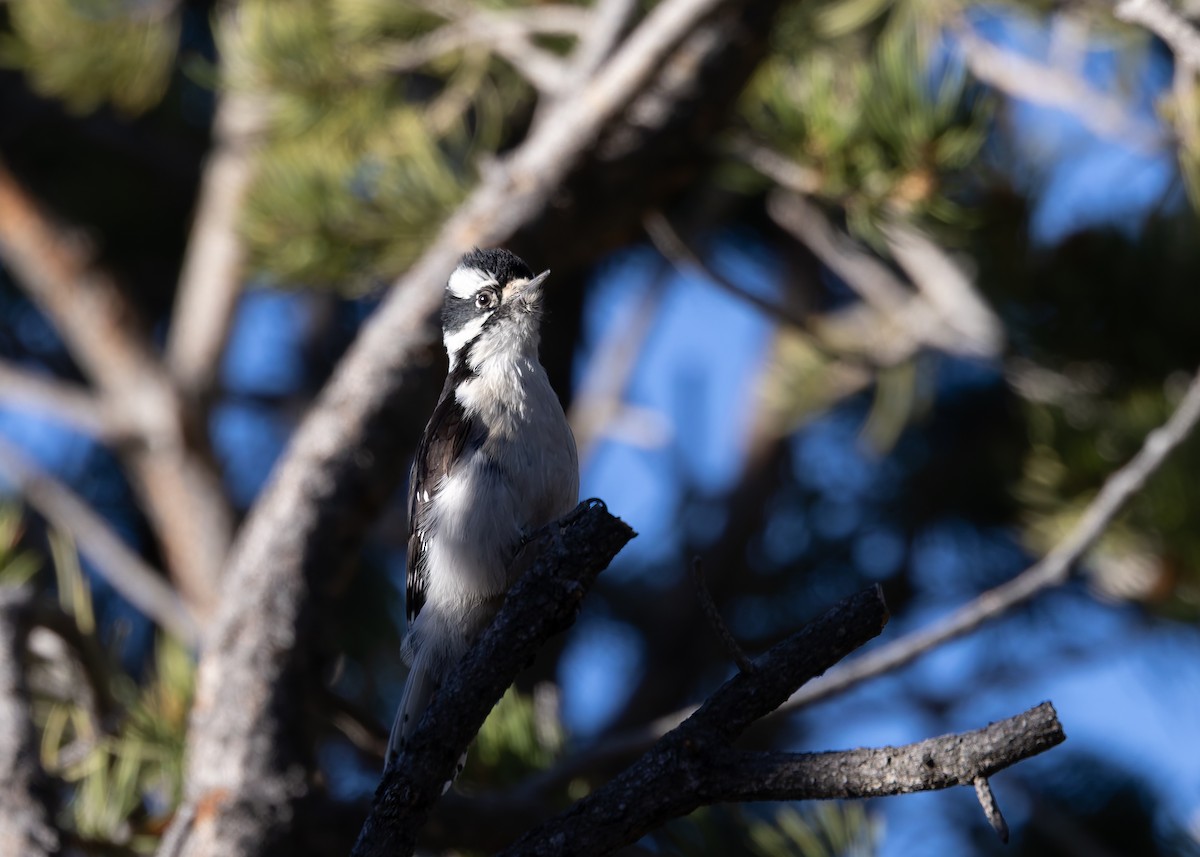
[165,81,265,402]
[0,163,172,412]
[0,360,131,443]
[781,362,1200,711]
[954,24,1165,150]
[0,588,62,857]
[491,38,574,97]
[765,192,929,358]
[472,692,1058,857]
[567,275,666,465]
[493,587,890,856]
[974,776,1010,843]
[644,210,811,329]
[381,6,588,78]
[1116,0,1200,70]
[690,557,755,674]
[0,436,199,647]
[696,703,1060,804]
[562,0,640,91]
[879,218,1005,358]
[767,190,1002,360]
[0,161,232,615]
[351,500,635,856]
[732,146,993,364]
[727,136,823,195]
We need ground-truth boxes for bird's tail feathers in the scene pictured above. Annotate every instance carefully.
[386,649,438,771]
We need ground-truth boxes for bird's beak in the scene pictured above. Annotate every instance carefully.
[511,269,550,305]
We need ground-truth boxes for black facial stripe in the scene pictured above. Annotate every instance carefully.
[441,294,477,334]
[459,248,533,284]
[450,350,475,382]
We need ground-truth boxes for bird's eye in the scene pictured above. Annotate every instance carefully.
[475,290,497,311]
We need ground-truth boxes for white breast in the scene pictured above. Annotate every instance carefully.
[422,351,579,618]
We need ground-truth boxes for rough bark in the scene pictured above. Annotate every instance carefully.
[492,591,1062,857]
[351,501,636,857]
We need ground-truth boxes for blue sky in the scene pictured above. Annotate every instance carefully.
[965,5,1180,243]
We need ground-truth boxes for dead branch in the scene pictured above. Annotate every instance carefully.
[766,190,1000,362]
[690,557,755,674]
[973,775,1009,843]
[350,500,635,857]
[566,273,666,465]
[488,586,886,856]
[0,588,62,857]
[878,218,1005,358]
[697,703,1062,803]
[485,593,1059,857]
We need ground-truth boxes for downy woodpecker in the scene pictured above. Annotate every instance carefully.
[387,248,579,769]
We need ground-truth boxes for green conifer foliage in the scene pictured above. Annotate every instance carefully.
[1,0,179,115]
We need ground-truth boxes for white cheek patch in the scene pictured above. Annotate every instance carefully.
[444,314,488,367]
[448,266,494,299]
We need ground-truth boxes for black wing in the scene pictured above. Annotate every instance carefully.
[406,375,484,623]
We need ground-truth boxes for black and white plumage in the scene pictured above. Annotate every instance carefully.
[387,248,579,769]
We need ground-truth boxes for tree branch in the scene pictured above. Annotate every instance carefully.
[690,557,755,674]
[457,630,1061,857]
[700,702,1062,803]
[0,436,199,647]
[954,23,1165,151]
[493,586,890,857]
[0,161,232,616]
[780,362,1200,712]
[560,0,640,95]
[0,588,62,857]
[766,190,1001,362]
[350,500,635,857]
[382,6,586,89]
[973,775,1009,843]
[0,360,131,443]
[878,218,1005,358]
[165,69,265,403]
[644,210,812,329]
[496,362,1200,803]
[1116,0,1200,70]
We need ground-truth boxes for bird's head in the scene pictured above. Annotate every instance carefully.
[441,248,549,370]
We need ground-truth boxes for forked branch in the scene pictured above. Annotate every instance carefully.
[351,500,636,857]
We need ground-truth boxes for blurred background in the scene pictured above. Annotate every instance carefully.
[2,0,1200,855]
